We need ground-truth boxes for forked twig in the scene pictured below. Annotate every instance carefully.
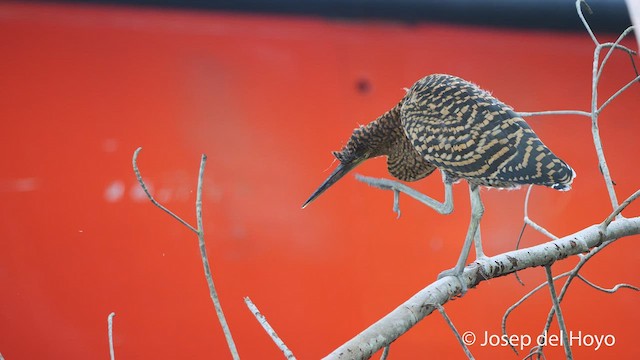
[598,75,640,113]
[435,304,474,359]
[543,266,572,359]
[501,271,571,355]
[576,0,597,45]
[577,274,640,293]
[244,297,296,359]
[132,147,239,360]
[602,189,640,228]
[508,196,640,356]
[499,3,638,355]
[132,148,197,234]
[523,185,558,240]
[535,238,631,353]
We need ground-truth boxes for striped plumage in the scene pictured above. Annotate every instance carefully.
[402,74,575,189]
[302,74,574,208]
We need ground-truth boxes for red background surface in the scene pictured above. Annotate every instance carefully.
[0,2,639,359]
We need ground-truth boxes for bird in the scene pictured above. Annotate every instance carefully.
[302,74,575,292]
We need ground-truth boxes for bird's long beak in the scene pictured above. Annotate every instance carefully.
[302,159,362,209]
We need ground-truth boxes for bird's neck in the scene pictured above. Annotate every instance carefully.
[333,103,403,163]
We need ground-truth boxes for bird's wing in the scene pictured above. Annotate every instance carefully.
[400,75,572,188]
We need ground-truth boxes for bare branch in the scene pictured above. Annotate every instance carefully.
[513,222,527,286]
[244,297,296,359]
[193,154,240,360]
[435,304,474,359]
[324,216,640,359]
[543,266,572,359]
[517,110,591,118]
[590,52,619,211]
[599,42,637,56]
[602,189,640,228]
[393,189,401,218]
[132,147,198,234]
[576,274,639,293]
[379,346,390,360]
[595,26,636,81]
[501,272,571,355]
[107,312,116,360]
[576,0,598,45]
[524,346,546,360]
[537,237,620,352]
[598,75,640,114]
[133,148,239,360]
[523,185,558,240]
[587,26,637,213]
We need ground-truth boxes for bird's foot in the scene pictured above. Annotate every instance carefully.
[474,255,492,280]
[437,266,468,295]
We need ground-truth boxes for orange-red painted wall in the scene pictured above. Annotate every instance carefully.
[0,2,638,359]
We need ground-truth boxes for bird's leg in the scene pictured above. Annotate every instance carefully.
[356,171,454,217]
[438,184,485,294]
[474,225,486,260]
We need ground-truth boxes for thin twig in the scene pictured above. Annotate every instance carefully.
[132,147,198,234]
[588,37,621,211]
[108,312,116,360]
[523,185,558,240]
[501,272,571,355]
[517,110,591,118]
[435,304,474,359]
[543,266,572,359]
[576,274,640,293]
[576,0,598,45]
[586,22,638,212]
[595,26,636,81]
[393,189,401,218]
[132,148,239,360]
[602,189,640,228]
[380,346,390,360]
[244,297,296,359]
[513,222,527,286]
[536,238,620,353]
[598,75,640,114]
[524,346,546,360]
[599,42,637,56]
[627,51,640,77]
[194,155,240,360]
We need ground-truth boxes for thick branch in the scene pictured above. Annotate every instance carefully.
[323,216,640,360]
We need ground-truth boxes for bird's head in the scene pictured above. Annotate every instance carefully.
[302,104,435,209]
[301,125,375,209]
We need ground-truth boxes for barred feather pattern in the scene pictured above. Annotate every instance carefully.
[401,74,575,190]
[333,105,437,182]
